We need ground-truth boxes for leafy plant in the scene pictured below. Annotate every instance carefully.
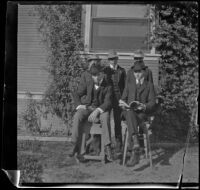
[18,153,43,183]
[33,4,87,132]
[21,92,41,135]
[151,2,198,141]
[18,140,43,183]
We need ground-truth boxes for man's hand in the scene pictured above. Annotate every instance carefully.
[76,105,87,110]
[136,103,146,111]
[88,109,100,122]
[119,99,129,110]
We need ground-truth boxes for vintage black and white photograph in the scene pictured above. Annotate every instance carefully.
[13,1,199,187]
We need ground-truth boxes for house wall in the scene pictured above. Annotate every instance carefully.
[17,5,50,131]
[18,5,49,94]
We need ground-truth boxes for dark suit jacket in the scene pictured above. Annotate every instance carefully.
[72,71,112,112]
[103,65,126,99]
[121,68,156,113]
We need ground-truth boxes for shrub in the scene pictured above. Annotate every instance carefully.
[33,4,87,133]
[18,153,43,183]
[151,2,198,141]
[21,93,41,135]
[18,140,43,183]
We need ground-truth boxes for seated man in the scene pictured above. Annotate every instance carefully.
[70,56,113,162]
[119,61,156,167]
[133,49,154,84]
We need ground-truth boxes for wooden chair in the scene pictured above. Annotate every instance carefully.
[80,122,105,163]
[122,97,162,168]
[122,117,154,169]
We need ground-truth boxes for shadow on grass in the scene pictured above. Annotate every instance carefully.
[133,143,184,172]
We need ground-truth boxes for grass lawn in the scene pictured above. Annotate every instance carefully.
[17,139,199,185]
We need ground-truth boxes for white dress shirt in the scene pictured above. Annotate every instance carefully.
[110,64,118,70]
[136,77,144,85]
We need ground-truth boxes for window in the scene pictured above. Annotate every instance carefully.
[90,5,150,52]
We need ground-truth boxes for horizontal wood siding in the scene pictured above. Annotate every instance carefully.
[18,5,49,93]
[144,60,159,87]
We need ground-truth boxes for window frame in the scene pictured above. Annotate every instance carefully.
[89,4,151,53]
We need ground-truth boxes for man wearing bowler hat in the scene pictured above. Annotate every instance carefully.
[133,50,154,84]
[87,54,102,70]
[70,56,114,162]
[104,50,126,153]
[119,60,156,167]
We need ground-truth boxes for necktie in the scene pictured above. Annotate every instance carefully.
[136,80,141,88]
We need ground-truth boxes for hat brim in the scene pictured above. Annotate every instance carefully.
[134,57,144,60]
[88,58,101,61]
[108,55,118,59]
[133,65,147,72]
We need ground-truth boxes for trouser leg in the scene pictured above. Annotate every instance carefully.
[113,106,122,142]
[71,108,91,144]
[125,109,139,144]
[100,111,111,146]
[124,111,147,167]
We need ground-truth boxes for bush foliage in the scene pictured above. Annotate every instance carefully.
[18,141,43,183]
[152,2,198,141]
[21,93,41,135]
[33,4,87,131]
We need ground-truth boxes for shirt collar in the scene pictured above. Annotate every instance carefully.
[94,78,103,88]
[110,64,118,70]
[136,77,144,85]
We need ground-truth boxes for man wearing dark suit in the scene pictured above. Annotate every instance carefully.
[119,61,156,167]
[103,50,126,152]
[70,56,113,162]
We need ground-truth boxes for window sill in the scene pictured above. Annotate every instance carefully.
[79,51,161,60]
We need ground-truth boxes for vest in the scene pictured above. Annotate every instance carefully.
[112,70,121,100]
[91,85,100,108]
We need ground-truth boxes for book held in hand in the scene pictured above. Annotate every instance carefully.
[119,99,144,110]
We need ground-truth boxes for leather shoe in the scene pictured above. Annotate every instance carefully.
[69,143,79,157]
[76,154,86,163]
[126,148,140,167]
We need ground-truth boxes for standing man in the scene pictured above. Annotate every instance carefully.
[70,57,113,162]
[104,50,126,153]
[119,61,156,167]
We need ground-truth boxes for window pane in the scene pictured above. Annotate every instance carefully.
[92,5,149,18]
[91,19,149,51]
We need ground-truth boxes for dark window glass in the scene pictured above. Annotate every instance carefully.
[91,19,149,51]
[90,5,150,52]
[92,5,149,18]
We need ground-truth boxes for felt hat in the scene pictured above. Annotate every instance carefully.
[108,50,118,59]
[89,62,102,75]
[134,49,144,60]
